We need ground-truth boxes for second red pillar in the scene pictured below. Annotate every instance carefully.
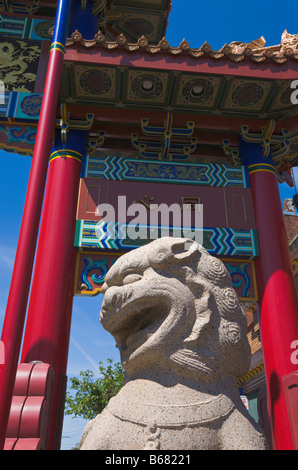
[20,130,88,449]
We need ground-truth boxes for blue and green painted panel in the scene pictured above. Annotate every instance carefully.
[74,219,259,259]
[86,155,247,187]
[5,91,42,120]
[0,14,54,40]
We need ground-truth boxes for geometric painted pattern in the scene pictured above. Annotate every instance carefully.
[74,220,259,259]
[86,155,247,187]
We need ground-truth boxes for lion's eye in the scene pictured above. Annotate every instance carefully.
[122,274,142,285]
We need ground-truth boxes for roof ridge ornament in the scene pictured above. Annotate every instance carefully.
[158,37,170,50]
[116,33,127,46]
[70,29,83,43]
[229,36,266,53]
[179,39,190,51]
[64,30,298,64]
[281,29,298,49]
[138,35,149,48]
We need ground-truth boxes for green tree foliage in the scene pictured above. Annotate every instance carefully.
[65,359,124,420]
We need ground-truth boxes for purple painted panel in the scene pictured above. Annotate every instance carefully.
[77,178,255,230]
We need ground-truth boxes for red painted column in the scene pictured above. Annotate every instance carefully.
[20,136,87,449]
[0,0,71,449]
[240,140,298,450]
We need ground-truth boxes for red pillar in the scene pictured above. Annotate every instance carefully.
[240,140,298,450]
[20,135,87,449]
[0,0,71,449]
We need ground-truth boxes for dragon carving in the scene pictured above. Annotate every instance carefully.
[79,237,267,450]
[0,40,41,92]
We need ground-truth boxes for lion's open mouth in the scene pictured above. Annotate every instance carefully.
[100,289,169,354]
[114,305,165,352]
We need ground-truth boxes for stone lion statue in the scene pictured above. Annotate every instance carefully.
[79,237,267,450]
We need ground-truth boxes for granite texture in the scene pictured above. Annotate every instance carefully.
[79,237,267,450]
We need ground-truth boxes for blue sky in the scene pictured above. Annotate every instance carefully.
[1,0,298,449]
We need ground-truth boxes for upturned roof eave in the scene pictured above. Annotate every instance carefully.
[64,31,298,80]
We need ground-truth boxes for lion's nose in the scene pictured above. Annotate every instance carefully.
[102,285,121,307]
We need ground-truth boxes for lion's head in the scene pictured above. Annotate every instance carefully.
[100,237,251,382]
